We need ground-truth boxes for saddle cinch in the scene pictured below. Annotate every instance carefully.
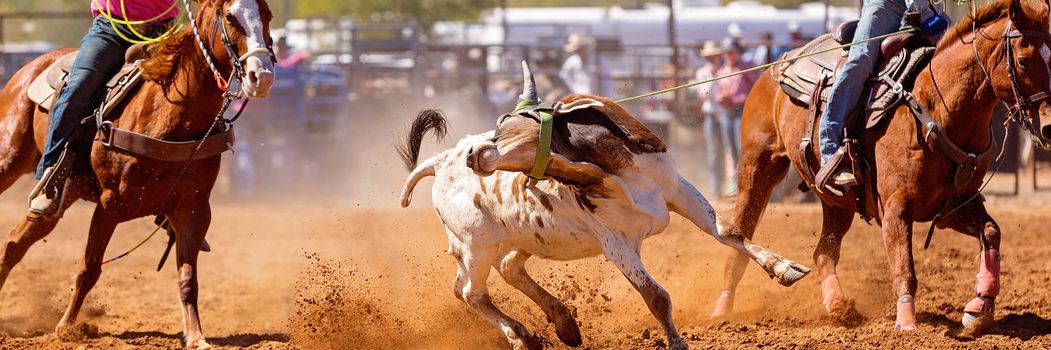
[25,44,233,163]
[771,20,936,213]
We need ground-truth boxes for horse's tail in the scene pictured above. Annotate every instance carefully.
[398,109,448,207]
[397,109,448,171]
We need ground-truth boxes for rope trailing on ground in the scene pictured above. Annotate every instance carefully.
[614,27,919,104]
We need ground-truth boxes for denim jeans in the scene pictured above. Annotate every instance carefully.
[703,106,742,195]
[818,0,907,164]
[35,16,136,179]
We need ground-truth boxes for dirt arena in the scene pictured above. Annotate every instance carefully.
[0,182,1048,349]
[0,103,1048,349]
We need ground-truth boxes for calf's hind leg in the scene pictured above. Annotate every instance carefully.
[495,249,582,347]
[458,244,541,350]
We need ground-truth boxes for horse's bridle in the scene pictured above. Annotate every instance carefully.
[181,0,275,94]
[982,20,1051,132]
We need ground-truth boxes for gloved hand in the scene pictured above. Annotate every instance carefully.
[920,13,949,36]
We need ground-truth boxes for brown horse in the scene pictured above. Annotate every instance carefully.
[714,0,1051,335]
[0,0,274,347]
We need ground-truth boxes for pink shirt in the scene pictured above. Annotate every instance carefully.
[714,60,757,107]
[91,0,179,22]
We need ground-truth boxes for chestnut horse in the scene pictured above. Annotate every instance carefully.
[714,0,1051,335]
[0,0,273,347]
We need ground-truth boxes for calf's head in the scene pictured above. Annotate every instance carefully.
[467,62,666,184]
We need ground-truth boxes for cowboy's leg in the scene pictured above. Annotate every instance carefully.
[35,16,131,178]
[818,0,907,164]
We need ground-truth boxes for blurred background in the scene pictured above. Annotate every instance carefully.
[0,0,1038,206]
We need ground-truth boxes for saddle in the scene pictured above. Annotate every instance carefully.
[771,20,937,216]
[24,44,233,163]
[27,45,151,116]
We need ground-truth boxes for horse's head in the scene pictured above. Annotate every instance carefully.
[467,62,666,184]
[198,0,275,98]
[981,0,1051,148]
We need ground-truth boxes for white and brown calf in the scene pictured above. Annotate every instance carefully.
[398,68,810,350]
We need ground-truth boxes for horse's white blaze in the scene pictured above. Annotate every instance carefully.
[229,0,274,98]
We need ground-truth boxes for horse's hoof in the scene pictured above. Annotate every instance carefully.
[710,291,734,319]
[774,260,811,287]
[962,312,994,336]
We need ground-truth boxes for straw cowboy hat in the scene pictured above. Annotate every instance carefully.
[699,40,723,57]
[564,33,594,52]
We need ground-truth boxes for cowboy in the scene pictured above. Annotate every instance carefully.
[817,0,948,194]
[559,34,594,94]
[29,0,178,216]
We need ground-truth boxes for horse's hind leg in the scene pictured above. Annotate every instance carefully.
[814,202,856,321]
[56,204,118,332]
[940,197,1001,336]
[495,249,582,347]
[712,147,790,318]
[0,193,77,294]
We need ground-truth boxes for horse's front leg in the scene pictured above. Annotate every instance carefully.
[940,197,1001,336]
[168,202,212,349]
[881,200,918,330]
[56,203,119,332]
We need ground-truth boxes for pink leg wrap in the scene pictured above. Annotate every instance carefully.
[711,290,734,318]
[895,294,917,330]
[821,274,843,312]
[964,249,1000,315]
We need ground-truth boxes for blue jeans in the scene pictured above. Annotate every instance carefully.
[703,106,742,195]
[35,17,136,179]
[818,0,907,164]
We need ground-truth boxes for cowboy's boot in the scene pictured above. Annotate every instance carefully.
[28,149,74,218]
[815,148,858,197]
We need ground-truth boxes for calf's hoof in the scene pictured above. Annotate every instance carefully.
[505,324,542,350]
[668,337,689,350]
[551,308,582,347]
[184,337,211,350]
[771,259,811,287]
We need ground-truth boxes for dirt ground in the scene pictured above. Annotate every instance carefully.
[0,173,1048,350]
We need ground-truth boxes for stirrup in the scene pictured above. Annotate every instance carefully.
[28,148,75,218]
[815,148,857,197]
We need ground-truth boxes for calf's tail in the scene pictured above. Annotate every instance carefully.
[397,109,449,207]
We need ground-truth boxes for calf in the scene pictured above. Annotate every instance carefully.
[398,63,810,350]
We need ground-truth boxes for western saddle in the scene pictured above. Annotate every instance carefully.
[770,20,941,216]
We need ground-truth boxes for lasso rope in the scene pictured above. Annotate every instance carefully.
[614,27,919,104]
[93,0,182,44]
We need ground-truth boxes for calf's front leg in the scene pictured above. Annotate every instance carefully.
[667,176,810,286]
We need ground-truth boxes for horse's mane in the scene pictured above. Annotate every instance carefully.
[141,30,195,83]
[942,0,1048,47]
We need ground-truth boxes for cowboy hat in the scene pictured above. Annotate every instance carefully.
[699,40,723,57]
[564,33,594,52]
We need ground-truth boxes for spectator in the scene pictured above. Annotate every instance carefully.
[560,34,594,94]
[694,40,730,196]
[751,32,776,66]
[714,41,757,190]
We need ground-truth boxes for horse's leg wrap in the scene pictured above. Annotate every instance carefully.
[821,273,843,313]
[895,294,917,330]
[964,249,1000,316]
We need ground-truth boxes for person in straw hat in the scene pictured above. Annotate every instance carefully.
[693,40,732,195]
[559,33,594,94]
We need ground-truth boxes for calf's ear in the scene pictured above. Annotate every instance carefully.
[555,98,604,116]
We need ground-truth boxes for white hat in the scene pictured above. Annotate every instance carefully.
[565,33,594,52]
